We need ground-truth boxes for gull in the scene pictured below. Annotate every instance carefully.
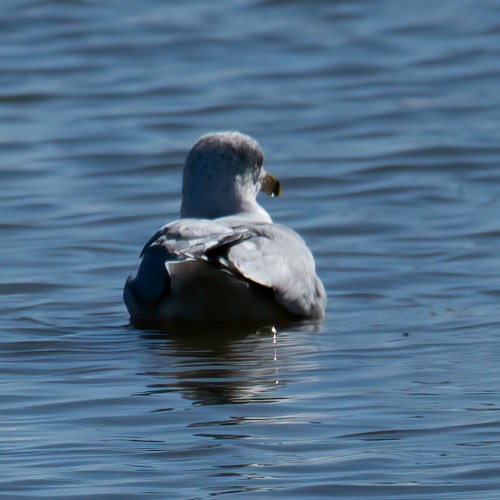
[124,132,326,327]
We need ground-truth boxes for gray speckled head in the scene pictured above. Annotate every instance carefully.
[187,132,264,182]
[180,132,276,221]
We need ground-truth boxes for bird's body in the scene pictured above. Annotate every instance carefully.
[124,132,326,327]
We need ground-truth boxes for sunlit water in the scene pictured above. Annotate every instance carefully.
[2,0,500,498]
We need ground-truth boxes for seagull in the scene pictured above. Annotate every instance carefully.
[124,132,326,327]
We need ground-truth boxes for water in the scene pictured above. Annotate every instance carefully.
[2,0,500,497]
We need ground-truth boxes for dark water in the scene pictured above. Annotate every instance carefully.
[2,0,500,498]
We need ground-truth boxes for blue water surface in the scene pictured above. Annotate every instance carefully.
[1,0,500,498]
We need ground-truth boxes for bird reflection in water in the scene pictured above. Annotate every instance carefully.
[138,321,320,406]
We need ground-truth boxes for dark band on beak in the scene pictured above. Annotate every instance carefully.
[261,173,281,197]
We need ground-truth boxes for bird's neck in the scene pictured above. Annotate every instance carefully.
[180,191,271,222]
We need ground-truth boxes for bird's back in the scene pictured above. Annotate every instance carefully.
[124,218,325,327]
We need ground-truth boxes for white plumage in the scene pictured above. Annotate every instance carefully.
[124,132,326,327]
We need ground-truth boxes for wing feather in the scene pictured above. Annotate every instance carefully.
[140,218,326,318]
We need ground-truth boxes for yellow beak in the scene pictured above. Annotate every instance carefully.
[260,172,281,197]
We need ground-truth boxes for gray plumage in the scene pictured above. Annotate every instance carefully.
[124,132,326,326]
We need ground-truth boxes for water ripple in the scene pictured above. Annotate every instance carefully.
[2,0,500,497]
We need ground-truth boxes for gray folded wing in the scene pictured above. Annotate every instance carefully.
[142,218,326,319]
